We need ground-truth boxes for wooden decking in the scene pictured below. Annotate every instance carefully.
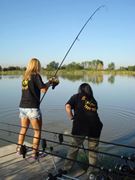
[0,143,88,180]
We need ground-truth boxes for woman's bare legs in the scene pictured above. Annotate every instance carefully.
[30,119,42,157]
[17,118,30,151]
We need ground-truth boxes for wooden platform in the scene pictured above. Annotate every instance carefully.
[0,142,88,180]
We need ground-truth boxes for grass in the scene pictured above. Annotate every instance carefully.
[0,69,135,77]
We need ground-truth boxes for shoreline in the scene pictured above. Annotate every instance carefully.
[0,69,135,76]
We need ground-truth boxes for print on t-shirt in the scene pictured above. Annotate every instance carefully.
[22,80,28,90]
[81,96,97,112]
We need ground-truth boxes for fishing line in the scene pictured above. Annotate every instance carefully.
[40,5,105,103]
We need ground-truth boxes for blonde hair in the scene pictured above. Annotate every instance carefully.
[23,58,41,80]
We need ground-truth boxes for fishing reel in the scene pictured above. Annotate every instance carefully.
[41,138,47,152]
[49,77,59,89]
[129,153,135,162]
[96,167,113,180]
[96,174,111,180]
[47,169,67,180]
[20,145,27,158]
[58,133,64,144]
[127,153,135,175]
[115,163,131,173]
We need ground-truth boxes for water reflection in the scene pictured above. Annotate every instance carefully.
[0,75,21,79]
[58,74,83,82]
[59,73,103,84]
[0,74,135,149]
[108,75,115,84]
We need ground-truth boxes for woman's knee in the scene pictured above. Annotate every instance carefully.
[20,127,27,135]
[34,129,41,138]
[88,138,99,149]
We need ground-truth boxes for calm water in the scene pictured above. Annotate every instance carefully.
[0,74,135,156]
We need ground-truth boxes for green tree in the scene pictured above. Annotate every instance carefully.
[8,66,21,71]
[0,65,2,71]
[65,62,83,70]
[81,61,91,69]
[96,60,104,70]
[46,61,59,70]
[119,66,128,71]
[108,62,115,70]
[81,59,104,70]
[128,66,135,71]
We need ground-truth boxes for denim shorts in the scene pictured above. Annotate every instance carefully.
[19,108,42,120]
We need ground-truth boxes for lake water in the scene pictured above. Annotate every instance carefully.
[0,74,135,158]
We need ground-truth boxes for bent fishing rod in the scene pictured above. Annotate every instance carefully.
[40,5,105,103]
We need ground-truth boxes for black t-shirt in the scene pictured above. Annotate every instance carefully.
[19,74,47,108]
[66,93,103,138]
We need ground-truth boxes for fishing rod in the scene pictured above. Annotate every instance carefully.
[1,121,135,149]
[40,5,105,103]
[1,127,135,162]
[54,5,105,76]
[1,137,135,179]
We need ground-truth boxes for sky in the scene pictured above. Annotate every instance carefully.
[0,0,135,68]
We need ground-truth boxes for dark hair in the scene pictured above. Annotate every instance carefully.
[78,83,93,98]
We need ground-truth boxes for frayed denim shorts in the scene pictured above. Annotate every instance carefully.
[19,108,42,120]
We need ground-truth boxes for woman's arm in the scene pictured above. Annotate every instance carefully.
[65,104,74,120]
[40,87,49,93]
[40,77,59,93]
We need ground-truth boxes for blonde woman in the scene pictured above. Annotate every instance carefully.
[17,58,58,159]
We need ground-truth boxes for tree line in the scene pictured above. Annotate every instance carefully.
[0,60,135,71]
